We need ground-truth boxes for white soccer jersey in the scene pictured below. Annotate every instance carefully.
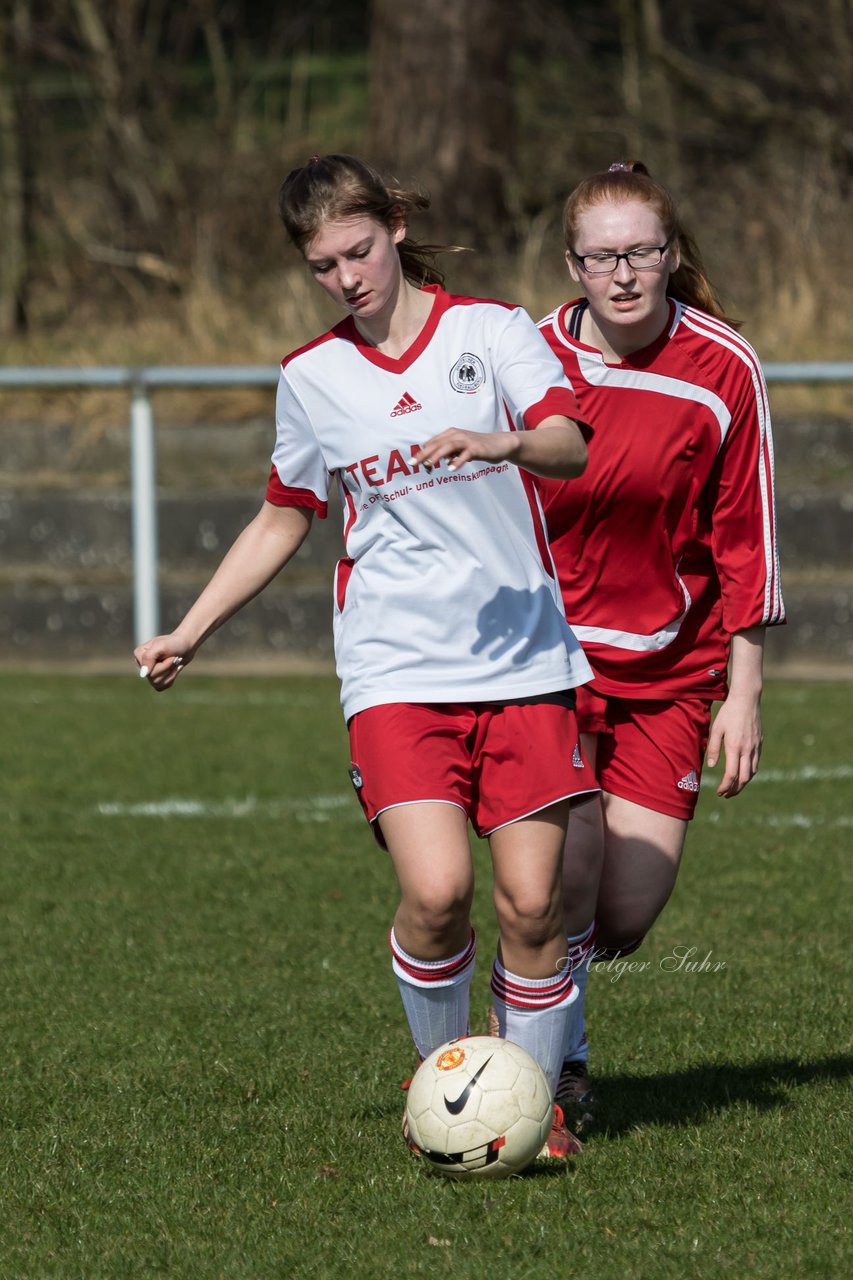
[267,285,593,719]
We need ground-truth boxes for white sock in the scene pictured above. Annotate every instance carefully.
[389,928,476,1060]
[490,957,576,1096]
[563,922,595,1065]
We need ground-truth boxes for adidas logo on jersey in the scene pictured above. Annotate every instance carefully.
[572,743,584,769]
[390,392,422,417]
[677,769,700,793]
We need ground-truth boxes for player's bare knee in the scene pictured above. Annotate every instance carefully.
[404,889,471,943]
[494,891,562,951]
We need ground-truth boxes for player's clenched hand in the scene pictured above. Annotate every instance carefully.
[414,429,516,473]
[134,633,194,691]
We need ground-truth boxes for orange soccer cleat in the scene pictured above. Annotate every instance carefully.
[538,1103,584,1160]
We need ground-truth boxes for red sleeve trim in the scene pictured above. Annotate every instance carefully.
[523,388,590,438]
[280,328,337,370]
[265,464,328,518]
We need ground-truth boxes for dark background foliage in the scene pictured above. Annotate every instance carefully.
[1,0,850,358]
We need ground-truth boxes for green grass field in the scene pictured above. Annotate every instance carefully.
[1,673,850,1279]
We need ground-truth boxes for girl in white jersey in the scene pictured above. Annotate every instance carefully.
[533,161,784,1135]
[134,153,597,1162]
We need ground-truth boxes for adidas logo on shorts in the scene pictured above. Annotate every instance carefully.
[572,743,584,769]
[677,769,700,793]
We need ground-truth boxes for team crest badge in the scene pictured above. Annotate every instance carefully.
[436,1046,467,1071]
[449,353,486,393]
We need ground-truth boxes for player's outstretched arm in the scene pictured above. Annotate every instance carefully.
[706,627,765,797]
[134,502,313,689]
[414,417,587,480]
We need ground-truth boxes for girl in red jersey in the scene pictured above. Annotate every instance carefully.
[134,154,598,1161]
[535,161,785,1133]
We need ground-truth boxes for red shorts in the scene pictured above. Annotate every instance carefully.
[575,685,713,821]
[348,695,597,845]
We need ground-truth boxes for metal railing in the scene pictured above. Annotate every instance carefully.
[2,362,852,644]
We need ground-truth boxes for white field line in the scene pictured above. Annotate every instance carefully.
[702,764,853,786]
[97,793,357,821]
[699,811,853,829]
[760,813,853,828]
[96,764,852,824]
[97,796,852,829]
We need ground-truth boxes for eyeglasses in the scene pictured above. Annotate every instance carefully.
[572,243,671,275]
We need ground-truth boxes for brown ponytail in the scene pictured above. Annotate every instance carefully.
[278,154,467,287]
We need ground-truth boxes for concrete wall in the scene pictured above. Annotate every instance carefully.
[1,414,851,673]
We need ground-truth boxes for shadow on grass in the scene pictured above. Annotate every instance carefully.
[360,1055,853,1171]
[590,1053,853,1137]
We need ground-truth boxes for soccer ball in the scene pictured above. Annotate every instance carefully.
[404,1036,552,1179]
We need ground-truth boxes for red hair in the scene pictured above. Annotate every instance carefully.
[563,161,738,326]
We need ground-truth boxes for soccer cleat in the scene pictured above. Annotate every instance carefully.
[555,1058,596,1137]
[538,1102,584,1159]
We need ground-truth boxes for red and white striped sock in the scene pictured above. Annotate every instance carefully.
[390,927,476,1060]
[490,956,577,1095]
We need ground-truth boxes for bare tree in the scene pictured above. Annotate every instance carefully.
[70,0,162,228]
[3,0,849,340]
[0,0,35,335]
[368,0,515,244]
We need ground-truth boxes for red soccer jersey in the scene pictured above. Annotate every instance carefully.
[537,298,785,701]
